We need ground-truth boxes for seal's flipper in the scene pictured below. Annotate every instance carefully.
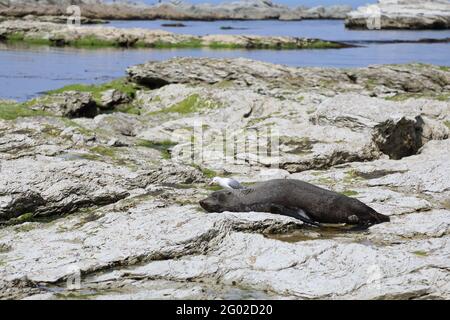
[294,209,321,227]
[269,204,320,227]
[348,222,372,231]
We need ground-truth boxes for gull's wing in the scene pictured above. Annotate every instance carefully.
[227,178,244,189]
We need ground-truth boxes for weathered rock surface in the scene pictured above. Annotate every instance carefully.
[0,0,352,21]
[0,19,351,49]
[346,0,450,30]
[0,57,449,299]
[100,89,130,109]
[280,5,352,21]
[28,91,98,118]
[127,58,450,97]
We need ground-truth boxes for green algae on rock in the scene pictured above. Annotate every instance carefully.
[0,20,353,50]
[0,102,50,120]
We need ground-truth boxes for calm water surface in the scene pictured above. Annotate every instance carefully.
[108,19,450,41]
[1,20,449,101]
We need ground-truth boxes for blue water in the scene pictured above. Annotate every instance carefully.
[0,20,449,101]
[108,19,450,41]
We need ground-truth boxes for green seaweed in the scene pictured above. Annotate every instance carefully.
[54,290,105,300]
[0,103,49,120]
[41,124,63,137]
[156,94,221,115]
[2,32,347,50]
[46,78,140,106]
[343,170,364,183]
[385,92,450,102]
[5,32,52,46]
[412,250,428,257]
[341,190,359,197]
[4,212,35,227]
[364,78,378,90]
[0,244,11,254]
[205,185,222,191]
[192,164,217,178]
[70,36,120,48]
[150,39,203,48]
[315,176,334,185]
[303,40,344,49]
[90,145,116,158]
[112,104,141,115]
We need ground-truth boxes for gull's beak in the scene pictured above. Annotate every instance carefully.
[208,180,214,186]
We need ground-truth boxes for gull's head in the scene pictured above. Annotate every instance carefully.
[208,176,221,186]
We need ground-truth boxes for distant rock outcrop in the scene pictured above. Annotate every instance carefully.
[0,0,353,21]
[346,0,450,29]
[0,19,352,49]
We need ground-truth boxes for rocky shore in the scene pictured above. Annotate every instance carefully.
[0,0,351,21]
[0,58,449,299]
[0,20,352,49]
[346,0,450,30]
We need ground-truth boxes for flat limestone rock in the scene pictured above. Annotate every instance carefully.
[127,58,450,97]
[1,57,449,299]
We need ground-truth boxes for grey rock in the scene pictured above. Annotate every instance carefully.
[0,19,349,49]
[346,0,450,30]
[100,89,130,109]
[30,91,98,118]
[1,57,449,300]
[127,58,450,98]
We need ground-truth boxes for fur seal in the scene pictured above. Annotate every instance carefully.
[199,179,390,229]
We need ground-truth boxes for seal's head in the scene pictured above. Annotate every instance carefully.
[199,190,243,213]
